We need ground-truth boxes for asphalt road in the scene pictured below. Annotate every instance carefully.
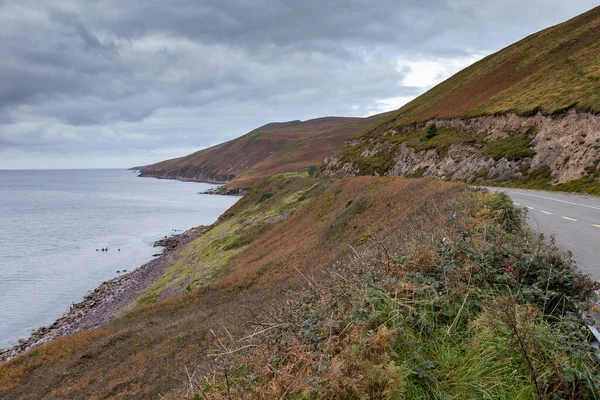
[489,187,600,281]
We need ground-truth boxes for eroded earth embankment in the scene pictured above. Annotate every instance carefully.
[322,111,600,192]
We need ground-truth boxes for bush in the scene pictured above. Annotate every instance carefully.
[257,192,273,203]
[485,134,536,161]
[425,123,438,139]
[486,191,526,233]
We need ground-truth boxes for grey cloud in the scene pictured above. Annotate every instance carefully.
[0,0,597,168]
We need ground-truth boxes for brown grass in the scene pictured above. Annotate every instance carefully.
[140,113,391,188]
[0,176,465,399]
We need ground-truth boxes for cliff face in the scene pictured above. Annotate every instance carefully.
[322,111,600,190]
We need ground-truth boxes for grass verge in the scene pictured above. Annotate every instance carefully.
[191,191,599,399]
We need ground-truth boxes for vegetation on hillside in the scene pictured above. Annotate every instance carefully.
[361,7,600,138]
[179,192,600,399]
[1,176,598,398]
[139,113,390,189]
[324,7,600,196]
[486,166,600,196]
[337,126,480,176]
[137,172,327,304]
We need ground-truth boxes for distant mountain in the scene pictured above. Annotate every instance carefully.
[323,7,600,194]
[138,113,390,188]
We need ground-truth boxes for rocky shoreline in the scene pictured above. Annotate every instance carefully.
[135,171,249,196]
[198,186,248,196]
[0,226,210,364]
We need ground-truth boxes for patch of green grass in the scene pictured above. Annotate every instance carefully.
[484,134,535,161]
[274,171,311,179]
[222,223,274,251]
[257,192,273,203]
[407,129,478,155]
[554,177,600,196]
[406,167,428,178]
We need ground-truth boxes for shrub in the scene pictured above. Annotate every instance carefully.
[408,129,478,155]
[257,192,273,203]
[425,123,438,139]
[485,191,526,233]
[307,165,319,177]
[554,177,600,196]
[523,165,553,189]
[484,134,535,161]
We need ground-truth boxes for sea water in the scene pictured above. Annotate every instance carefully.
[0,169,239,348]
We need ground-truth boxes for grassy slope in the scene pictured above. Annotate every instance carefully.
[140,113,389,189]
[228,116,387,188]
[1,176,597,399]
[358,6,600,140]
[0,176,465,398]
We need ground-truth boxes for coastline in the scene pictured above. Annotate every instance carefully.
[137,172,249,196]
[0,226,209,364]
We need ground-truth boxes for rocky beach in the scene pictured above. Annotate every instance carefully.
[0,226,210,363]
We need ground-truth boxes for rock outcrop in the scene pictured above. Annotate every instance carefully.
[321,111,600,186]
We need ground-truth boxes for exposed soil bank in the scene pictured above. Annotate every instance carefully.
[322,111,600,187]
[0,226,208,363]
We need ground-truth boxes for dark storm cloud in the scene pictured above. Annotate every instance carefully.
[0,0,597,168]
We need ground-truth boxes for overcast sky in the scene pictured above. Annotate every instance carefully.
[0,1,597,169]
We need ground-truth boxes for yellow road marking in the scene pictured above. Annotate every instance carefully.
[562,216,577,222]
[540,210,552,215]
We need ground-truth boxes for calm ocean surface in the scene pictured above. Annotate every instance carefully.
[0,169,239,349]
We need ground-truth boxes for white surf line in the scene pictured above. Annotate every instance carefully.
[562,216,578,222]
[540,210,552,215]
[505,191,600,211]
